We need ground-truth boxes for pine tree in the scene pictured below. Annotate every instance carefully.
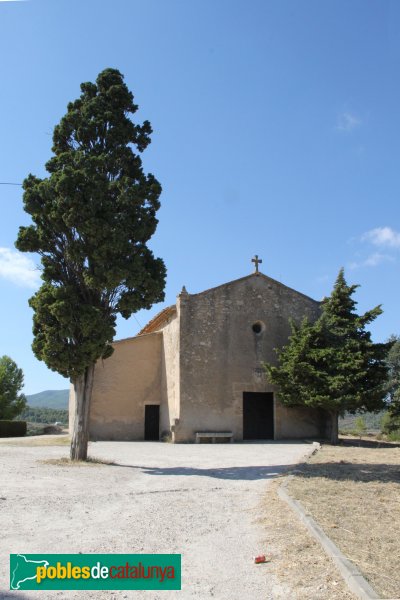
[16,69,166,460]
[0,356,26,420]
[265,269,389,444]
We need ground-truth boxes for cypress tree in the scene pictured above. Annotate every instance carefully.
[16,69,166,459]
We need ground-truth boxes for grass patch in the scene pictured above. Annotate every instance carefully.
[0,435,71,446]
[286,440,400,599]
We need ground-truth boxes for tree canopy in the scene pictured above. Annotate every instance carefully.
[0,356,26,420]
[264,269,389,443]
[16,68,166,459]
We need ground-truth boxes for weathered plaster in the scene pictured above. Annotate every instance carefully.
[88,332,162,440]
[159,302,180,438]
[175,274,321,441]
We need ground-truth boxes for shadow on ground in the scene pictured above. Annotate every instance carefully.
[291,461,400,484]
[288,438,400,485]
[106,463,298,481]
[339,437,400,449]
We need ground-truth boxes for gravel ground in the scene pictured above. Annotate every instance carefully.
[0,440,315,600]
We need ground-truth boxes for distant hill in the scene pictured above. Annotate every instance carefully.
[26,389,69,410]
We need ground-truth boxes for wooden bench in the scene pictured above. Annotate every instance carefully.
[195,431,234,444]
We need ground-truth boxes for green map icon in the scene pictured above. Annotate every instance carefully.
[10,554,49,590]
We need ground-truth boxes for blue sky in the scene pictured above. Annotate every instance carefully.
[0,0,399,394]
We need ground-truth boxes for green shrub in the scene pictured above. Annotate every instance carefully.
[354,416,367,437]
[387,430,400,442]
[0,420,27,437]
[381,411,400,434]
[379,412,400,441]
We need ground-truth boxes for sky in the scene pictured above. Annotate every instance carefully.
[0,0,399,394]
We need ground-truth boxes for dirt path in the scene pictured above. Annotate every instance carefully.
[0,440,314,599]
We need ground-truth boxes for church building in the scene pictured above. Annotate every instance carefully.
[70,259,330,442]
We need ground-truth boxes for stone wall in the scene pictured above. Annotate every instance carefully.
[275,401,328,439]
[87,332,163,440]
[70,272,327,443]
[175,274,321,442]
[159,307,180,439]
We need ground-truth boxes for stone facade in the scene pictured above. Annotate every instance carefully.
[69,272,330,442]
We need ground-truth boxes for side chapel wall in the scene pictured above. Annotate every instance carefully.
[87,332,163,440]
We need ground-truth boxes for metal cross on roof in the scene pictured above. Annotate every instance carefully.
[252,255,262,274]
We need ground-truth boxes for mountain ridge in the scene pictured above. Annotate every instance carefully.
[26,389,69,410]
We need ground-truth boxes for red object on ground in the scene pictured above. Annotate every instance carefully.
[254,555,266,564]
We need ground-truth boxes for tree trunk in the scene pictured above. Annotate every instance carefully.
[70,364,95,461]
[329,410,339,445]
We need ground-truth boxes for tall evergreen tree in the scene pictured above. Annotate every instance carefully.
[265,270,389,444]
[16,69,166,460]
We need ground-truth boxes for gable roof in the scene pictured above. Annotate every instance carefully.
[137,272,319,337]
[138,305,176,335]
[191,272,319,304]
